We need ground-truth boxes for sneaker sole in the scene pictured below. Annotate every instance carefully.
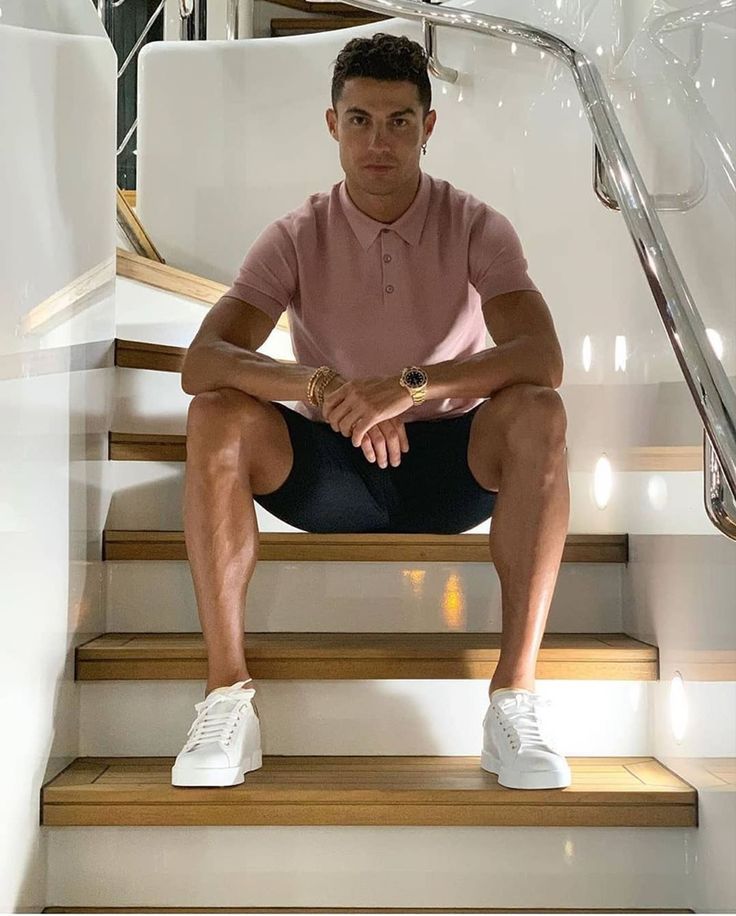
[171,749,263,787]
[480,749,571,790]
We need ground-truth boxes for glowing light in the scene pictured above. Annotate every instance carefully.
[712,77,716,88]
[564,839,575,863]
[402,569,426,599]
[596,46,604,56]
[498,100,503,108]
[670,672,688,744]
[614,335,628,372]
[582,335,592,372]
[511,42,518,55]
[706,328,724,361]
[647,476,668,511]
[695,80,701,89]
[593,455,613,509]
[442,573,466,629]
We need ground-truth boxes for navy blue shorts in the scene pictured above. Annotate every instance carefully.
[253,401,497,534]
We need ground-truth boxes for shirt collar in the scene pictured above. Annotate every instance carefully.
[339,170,431,251]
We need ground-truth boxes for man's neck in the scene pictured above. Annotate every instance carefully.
[344,171,421,223]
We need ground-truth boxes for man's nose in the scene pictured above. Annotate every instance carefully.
[368,124,391,150]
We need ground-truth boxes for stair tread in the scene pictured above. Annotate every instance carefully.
[76,632,658,681]
[42,756,697,828]
[102,530,628,563]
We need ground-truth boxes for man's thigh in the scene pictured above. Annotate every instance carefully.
[387,404,497,534]
[252,401,393,533]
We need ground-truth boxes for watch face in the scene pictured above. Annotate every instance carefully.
[405,367,427,387]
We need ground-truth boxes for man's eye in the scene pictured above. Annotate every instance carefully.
[394,119,407,126]
[350,116,365,125]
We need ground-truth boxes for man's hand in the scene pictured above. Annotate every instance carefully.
[359,418,410,468]
[321,375,414,446]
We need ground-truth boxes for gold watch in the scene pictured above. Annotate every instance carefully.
[399,365,428,405]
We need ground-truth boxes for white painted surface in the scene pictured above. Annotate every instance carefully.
[0,14,116,915]
[79,678,650,756]
[46,824,691,910]
[104,559,623,633]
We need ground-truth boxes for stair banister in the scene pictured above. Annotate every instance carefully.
[313,0,736,538]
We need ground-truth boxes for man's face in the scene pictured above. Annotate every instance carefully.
[326,77,436,196]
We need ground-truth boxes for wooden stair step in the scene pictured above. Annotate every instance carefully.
[271,16,386,35]
[108,430,703,471]
[102,530,629,563]
[268,0,385,14]
[75,632,658,681]
[42,756,697,828]
[42,909,696,914]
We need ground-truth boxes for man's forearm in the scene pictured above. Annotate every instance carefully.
[424,336,563,401]
[181,340,322,402]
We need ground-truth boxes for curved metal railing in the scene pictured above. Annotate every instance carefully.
[287,0,735,538]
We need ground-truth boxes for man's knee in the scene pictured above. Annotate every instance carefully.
[496,384,567,453]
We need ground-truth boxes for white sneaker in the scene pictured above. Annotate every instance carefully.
[171,680,263,787]
[481,687,571,790]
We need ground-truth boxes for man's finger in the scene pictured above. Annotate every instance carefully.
[361,434,376,463]
[370,428,388,468]
[379,421,402,467]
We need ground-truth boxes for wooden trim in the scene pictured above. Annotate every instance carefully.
[271,16,386,34]
[20,256,116,336]
[102,531,629,564]
[75,632,659,682]
[120,189,137,208]
[41,756,697,828]
[116,249,226,304]
[116,189,165,262]
[267,0,388,13]
[109,428,701,472]
[114,338,294,373]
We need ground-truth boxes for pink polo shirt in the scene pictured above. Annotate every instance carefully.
[226,170,539,422]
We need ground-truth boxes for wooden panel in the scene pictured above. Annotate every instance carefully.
[102,531,628,564]
[114,337,293,373]
[271,17,385,35]
[109,434,701,475]
[109,432,187,462]
[41,757,697,828]
[116,249,225,304]
[76,632,658,682]
[116,192,164,263]
[267,0,386,12]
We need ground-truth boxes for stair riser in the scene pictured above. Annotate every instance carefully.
[78,680,651,756]
[105,560,623,632]
[113,367,704,446]
[46,825,690,909]
[106,458,710,536]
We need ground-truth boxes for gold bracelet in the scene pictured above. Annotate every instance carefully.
[316,369,337,406]
[307,366,333,406]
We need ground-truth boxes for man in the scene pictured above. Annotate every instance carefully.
[172,33,570,791]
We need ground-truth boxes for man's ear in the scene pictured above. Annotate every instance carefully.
[326,108,338,140]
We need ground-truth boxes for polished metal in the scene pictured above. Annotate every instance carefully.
[593,143,708,212]
[226,0,240,40]
[118,0,166,79]
[705,431,736,538]
[180,0,208,41]
[334,0,736,537]
[422,1,458,83]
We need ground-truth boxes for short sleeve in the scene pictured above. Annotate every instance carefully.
[224,219,298,323]
[468,207,539,303]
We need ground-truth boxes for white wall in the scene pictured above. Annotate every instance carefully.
[0,9,117,913]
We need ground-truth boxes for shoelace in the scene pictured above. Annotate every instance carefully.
[494,693,554,752]
[183,689,255,752]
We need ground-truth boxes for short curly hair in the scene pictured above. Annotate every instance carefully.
[331,33,431,117]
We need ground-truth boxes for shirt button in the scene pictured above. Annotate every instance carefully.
[383,254,392,263]
[385,284,394,293]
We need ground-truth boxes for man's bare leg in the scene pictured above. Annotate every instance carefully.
[183,388,294,696]
[466,383,569,698]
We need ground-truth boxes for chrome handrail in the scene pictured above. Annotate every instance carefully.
[329,0,736,538]
[593,142,708,212]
